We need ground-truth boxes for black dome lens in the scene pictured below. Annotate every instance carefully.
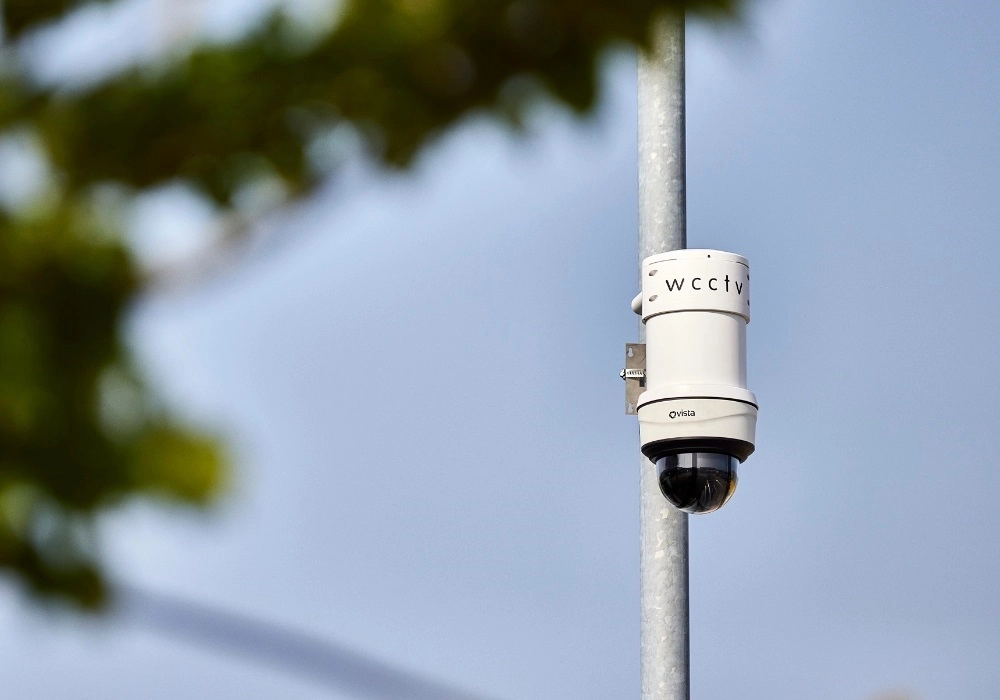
[656,452,738,514]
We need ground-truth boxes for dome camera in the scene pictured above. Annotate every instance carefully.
[629,250,757,514]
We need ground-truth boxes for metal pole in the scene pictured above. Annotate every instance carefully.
[637,12,689,700]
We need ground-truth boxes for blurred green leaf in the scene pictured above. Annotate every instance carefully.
[2,0,111,39]
[12,0,743,204]
[0,198,226,606]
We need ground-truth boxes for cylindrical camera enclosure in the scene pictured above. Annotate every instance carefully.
[637,249,757,467]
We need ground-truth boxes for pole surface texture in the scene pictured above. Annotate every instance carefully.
[637,13,689,700]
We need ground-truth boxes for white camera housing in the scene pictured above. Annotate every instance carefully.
[634,249,757,513]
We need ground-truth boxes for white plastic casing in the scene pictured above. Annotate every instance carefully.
[637,249,757,462]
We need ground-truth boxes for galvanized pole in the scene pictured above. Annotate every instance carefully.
[637,11,689,700]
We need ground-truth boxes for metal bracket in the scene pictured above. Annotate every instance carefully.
[622,343,646,415]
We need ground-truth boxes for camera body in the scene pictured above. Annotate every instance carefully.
[635,249,757,513]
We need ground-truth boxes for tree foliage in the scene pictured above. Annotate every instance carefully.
[0,0,742,606]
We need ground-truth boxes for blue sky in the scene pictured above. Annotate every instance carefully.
[3,0,1000,698]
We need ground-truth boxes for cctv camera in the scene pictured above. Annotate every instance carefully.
[632,250,757,513]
